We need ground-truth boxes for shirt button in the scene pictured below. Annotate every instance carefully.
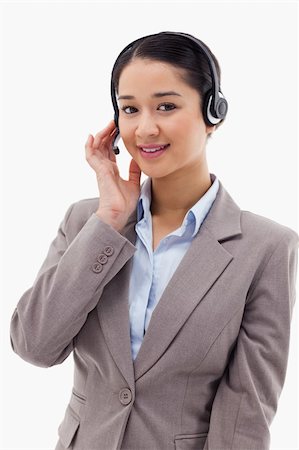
[119,388,132,405]
[97,254,108,264]
[104,246,114,256]
[92,262,103,273]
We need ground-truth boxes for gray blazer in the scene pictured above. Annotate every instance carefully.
[10,178,299,450]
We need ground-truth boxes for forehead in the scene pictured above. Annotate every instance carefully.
[118,59,187,91]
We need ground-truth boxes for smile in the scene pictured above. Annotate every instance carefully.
[139,144,170,153]
[139,145,170,159]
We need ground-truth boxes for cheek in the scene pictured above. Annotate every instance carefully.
[118,120,134,142]
[179,115,206,140]
[168,117,198,145]
[118,122,136,156]
[171,112,199,132]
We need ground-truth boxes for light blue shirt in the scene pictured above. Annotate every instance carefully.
[128,173,220,361]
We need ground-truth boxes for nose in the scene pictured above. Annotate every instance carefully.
[135,112,159,139]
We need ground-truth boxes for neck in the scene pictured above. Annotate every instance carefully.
[150,162,212,221]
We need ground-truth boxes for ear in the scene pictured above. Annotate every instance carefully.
[206,125,216,136]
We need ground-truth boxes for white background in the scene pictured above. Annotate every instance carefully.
[1,1,298,449]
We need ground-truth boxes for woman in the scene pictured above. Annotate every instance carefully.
[10,31,299,450]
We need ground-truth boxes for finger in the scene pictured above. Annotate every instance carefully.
[101,129,119,160]
[85,134,106,163]
[85,134,93,145]
[110,149,117,163]
[93,121,116,148]
[85,134,94,157]
[128,158,142,185]
[85,133,116,168]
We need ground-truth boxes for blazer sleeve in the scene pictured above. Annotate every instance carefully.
[203,229,299,450]
[9,202,137,368]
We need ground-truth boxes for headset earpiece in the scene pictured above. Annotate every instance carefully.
[203,89,228,127]
[215,96,228,119]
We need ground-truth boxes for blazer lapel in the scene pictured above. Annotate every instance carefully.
[97,179,242,385]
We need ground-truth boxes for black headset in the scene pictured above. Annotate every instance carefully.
[110,31,228,155]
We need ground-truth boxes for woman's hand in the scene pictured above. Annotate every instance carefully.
[85,119,142,231]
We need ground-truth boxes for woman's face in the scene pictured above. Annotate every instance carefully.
[117,58,214,178]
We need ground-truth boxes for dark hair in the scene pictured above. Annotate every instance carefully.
[112,31,225,137]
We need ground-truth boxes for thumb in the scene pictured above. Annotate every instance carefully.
[128,158,141,186]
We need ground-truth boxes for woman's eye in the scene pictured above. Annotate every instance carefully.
[121,105,138,114]
[158,103,176,111]
[120,103,176,114]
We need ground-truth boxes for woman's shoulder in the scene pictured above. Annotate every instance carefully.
[214,180,298,249]
[68,196,99,218]
[61,196,100,238]
[240,208,299,248]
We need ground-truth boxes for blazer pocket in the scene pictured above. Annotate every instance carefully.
[174,432,208,450]
[58,405,80,449]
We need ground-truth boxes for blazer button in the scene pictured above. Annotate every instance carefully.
[119,388,132,405]
[92,262,103,273]
[97,254,108,264]
[104,246,114,256]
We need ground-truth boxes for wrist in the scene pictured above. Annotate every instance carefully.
[95,210,123,232]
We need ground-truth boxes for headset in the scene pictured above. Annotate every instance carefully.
[110,31,228,154]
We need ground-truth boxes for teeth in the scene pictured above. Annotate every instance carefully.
[141,145,166,153]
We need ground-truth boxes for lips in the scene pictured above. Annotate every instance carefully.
[137,144,169,148]
[138,144,169,159]
[138,144,170,153]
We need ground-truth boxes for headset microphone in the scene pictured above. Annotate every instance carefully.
[111,31,228,155]
[112,112,121,154]
[112,133,121,155]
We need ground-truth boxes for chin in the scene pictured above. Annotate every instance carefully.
[143,168,172,179]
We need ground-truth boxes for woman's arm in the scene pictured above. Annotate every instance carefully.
[204,230,299,450]
[9,201,137,368]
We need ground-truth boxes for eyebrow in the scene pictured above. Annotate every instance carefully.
[117,91,182,100]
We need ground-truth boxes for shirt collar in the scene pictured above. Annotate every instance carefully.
[137,173,219,238]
